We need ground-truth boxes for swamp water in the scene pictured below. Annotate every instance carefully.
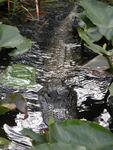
[0,1,113,149]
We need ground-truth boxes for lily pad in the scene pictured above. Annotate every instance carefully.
[0,24,32,56]
[0,64,36,89]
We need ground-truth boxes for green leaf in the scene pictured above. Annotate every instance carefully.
[79,0,113,40]
[98,27,113,41]
[80,13,94,28]
[79,0,113,28]
[78,13,103,42]
[0,24,32,56]
[78,28,108,55]
[31,143,86,150]
[49,120,113,149]
[87,27,102,42]
[0,64,36,88]
[9,38,32,57]
[23,119,113,150]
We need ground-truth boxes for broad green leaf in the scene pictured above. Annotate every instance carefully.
[31,143,86,150]
[80,13,94,28]
[79,0,113,28]
[98,27,113,41]
[23,120,113,150]
[0,24,23,47]
[49,120,113,149]
[79,0,113,40]
[87,27,102,42]
[78,13,103,42]
[0,24,32,56]
[78,28,108,55]
[9,38,32,56]
[0,64,36,88]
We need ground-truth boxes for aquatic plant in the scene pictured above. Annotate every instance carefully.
[77,0,113,70]
[0,24,32,56]
[22,119,113,150]
[76,0,113,95]
[0,64,36,88]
